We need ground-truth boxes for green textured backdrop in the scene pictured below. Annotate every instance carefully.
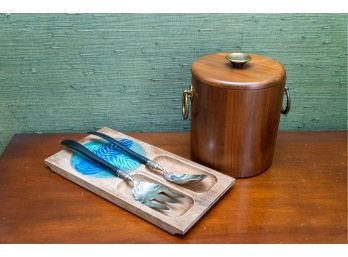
[0,14,347,153]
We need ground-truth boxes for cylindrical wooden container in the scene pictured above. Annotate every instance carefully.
[182,53,291,178]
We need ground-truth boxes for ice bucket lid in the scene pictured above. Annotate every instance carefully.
[191,52,286,90]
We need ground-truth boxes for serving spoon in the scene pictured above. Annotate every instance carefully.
[88,131,207,185]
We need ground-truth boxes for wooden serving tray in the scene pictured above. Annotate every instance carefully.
[44,127,235,235]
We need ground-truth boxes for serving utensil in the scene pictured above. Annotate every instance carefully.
[88,131,207,184]
[61,139,182,210]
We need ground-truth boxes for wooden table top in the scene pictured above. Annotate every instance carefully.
[0,131,346,243]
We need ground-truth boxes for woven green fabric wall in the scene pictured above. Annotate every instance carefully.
[0,14,346,153]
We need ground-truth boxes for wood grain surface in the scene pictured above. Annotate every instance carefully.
[191,53,286,89]
[190,53,286,178]
[0,14,347,154]
[0,131,346,243]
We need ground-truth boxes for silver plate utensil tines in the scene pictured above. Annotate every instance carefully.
[61,139,183,210]
[88,131,207,184]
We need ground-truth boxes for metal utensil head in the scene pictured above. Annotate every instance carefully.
[146,160,207,185]
[132,180,183,210]
[163,171,207,185]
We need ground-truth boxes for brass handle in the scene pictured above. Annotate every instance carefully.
[281,86,291,115]
[182,85,193,120]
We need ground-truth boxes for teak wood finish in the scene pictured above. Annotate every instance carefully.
[0,131,346,243]
[44,127,234,235]
[189,53,286,178]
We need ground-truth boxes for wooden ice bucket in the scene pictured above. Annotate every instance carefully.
[182,53,291,178]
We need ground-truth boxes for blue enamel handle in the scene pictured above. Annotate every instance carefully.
[61,139,122,176]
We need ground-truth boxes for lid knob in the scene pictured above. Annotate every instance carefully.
[225,52,251,68]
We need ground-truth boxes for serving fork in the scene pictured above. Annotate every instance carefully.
[61,139,183,210]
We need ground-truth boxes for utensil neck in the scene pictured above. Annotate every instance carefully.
[146,160,163,172]
[117,170,134,184]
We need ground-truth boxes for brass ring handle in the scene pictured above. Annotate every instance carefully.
[182,85,193,120]
[281,86,291,115]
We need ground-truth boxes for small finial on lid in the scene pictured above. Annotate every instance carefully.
[225,53,251,68]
